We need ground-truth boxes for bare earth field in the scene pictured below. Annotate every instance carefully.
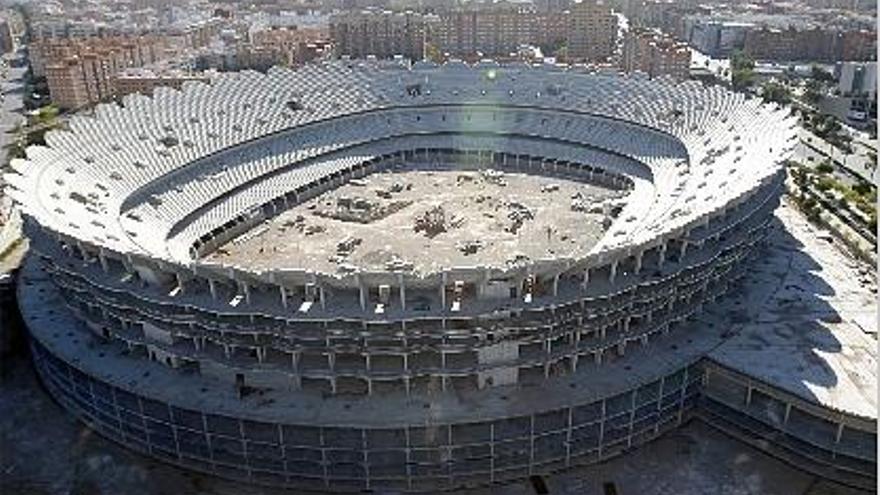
[208,169,624,274]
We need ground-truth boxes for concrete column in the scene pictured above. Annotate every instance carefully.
[553,273,560,296]
[398,274,406,311]
[98,250,109,272]
[634,251,643,274]
[617,340,626,356]
[594,350,602,365]
[280,286,288,309]
[357,274,366,311]
[76,241,88,261]
[208,279,217,300]
[440,272,447,309]
[609,260,618,284]
[658,242,667,268]
[319,286,326,310]
[582,268,590,289]
[242,283,251,305]
[679,240,688,260]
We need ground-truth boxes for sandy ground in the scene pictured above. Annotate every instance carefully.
[208,169,622,274]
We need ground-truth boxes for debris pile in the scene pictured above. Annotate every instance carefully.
[414,205,464,238]
[456,240,485,255]
[336,236,362,257]
[504,201,534,234]
[480,169,507,186]
[314,195,411,224]
[385,256,415,272]
[375,181,411,199]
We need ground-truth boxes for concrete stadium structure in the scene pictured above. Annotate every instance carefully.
[7,60,876,492]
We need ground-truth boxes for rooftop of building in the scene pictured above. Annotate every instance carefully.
[709,200,877,419]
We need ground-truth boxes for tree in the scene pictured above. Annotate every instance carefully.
[729,50,755,91]
[804,79,823,104]
[816,160,834,174]
[424,42,444,64]
[760,81,791,105]
[810,65,835,83]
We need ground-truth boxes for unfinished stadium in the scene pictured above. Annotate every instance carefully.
[5,60,876,492]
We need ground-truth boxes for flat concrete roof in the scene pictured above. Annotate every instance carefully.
[708,200,877,419]
[207,169,621,275]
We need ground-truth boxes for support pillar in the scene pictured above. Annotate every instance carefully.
[609,261,618,284]
[280,286,288,309]
[98,250,109,273]
[398,274,406,311]
[440,272,447,309]
[208,279,217,300]
[634,251,643,274]
[553,273,560,297]
[658,242,667,268]
[357,274,366,311]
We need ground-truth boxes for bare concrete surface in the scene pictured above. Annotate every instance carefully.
[209,169,621,274]
[0,352,870,495]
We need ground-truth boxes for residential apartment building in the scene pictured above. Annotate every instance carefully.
[622,27,691,80]
[39,36,166,109]
[250,26,330,66]
[431,5,538,57]
[0,20,13,54]
[566,0,617,62]
[837,61,877,98]
[329,5,616,63]
[330,10,427,61]
[743,26,876,62]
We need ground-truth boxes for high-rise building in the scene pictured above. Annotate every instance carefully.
[622,27,691,80]
[330,10,427,61]
[837,61,877,98]
[39,36,166,109]
[431,5,538,58]
[566,0,617,62]
[0,20,13,54]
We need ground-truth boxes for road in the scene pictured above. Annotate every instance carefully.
[0,48,27,168]
[793,127,877,186]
